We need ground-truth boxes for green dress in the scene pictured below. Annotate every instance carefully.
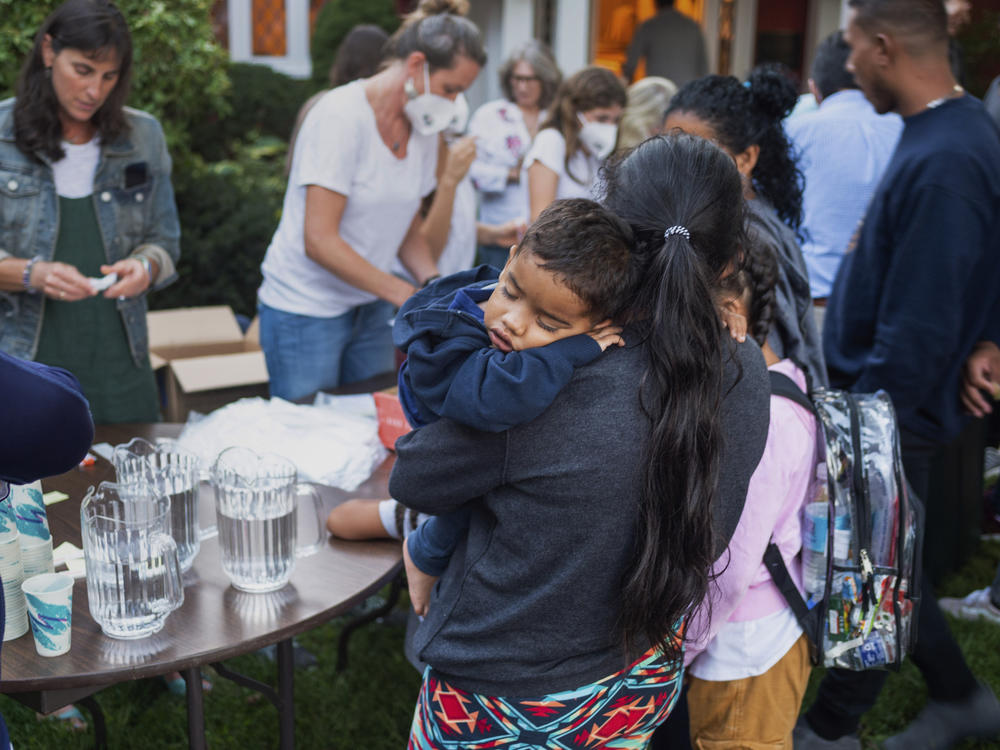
[34,196,159,424]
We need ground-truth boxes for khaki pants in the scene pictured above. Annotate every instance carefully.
[687,633,812,749]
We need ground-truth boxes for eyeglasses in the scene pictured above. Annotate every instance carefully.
[510,75,541,85]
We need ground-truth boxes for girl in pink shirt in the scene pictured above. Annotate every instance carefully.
[683,240,820,749]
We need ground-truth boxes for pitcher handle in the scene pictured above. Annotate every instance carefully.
[150,531,185,614]
[194,475,218,541]
[294,483,328,559]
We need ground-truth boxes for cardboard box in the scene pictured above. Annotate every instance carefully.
[148,306,269,422]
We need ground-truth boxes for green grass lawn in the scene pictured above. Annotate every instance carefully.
[3,542,998,749]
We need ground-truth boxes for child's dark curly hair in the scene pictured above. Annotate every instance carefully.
[718,240,779,347]
[666,64,804,234]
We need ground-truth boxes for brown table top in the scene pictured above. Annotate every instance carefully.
[0,422,399,696]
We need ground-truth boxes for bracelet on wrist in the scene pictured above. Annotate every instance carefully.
[22,256,42,293]
[137,256,153,284]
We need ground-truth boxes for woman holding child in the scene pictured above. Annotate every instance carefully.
[257,0,485,401]
[388,134,771,747]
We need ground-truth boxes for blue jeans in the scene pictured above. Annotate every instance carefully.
[475,243,509,270]
[258,300,395,401]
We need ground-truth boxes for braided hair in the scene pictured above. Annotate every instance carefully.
[718,240,779,347]
[666,64,804,234]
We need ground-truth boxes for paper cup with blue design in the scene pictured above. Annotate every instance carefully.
[20,535,55,578]
[0,495,19,544]
[21,573,74,656]
[10,481,51,543]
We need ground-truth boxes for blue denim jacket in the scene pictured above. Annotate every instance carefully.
[0,97,180,365]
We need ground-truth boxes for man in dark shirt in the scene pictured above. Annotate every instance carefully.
[796,1,1000,749]
[622,0,708,86]
[0,351,94,747]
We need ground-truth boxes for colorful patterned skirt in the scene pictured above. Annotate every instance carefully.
[407,641,684,749]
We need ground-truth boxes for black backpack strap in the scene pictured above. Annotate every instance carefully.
[763,541,822,665]
[769,370,817,416]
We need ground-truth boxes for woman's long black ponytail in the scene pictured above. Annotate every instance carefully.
[601,134,748,660]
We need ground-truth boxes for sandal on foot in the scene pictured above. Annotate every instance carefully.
[162,671,213,696]
[37,704,87,731]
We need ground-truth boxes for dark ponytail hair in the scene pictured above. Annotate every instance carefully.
[601,134,748,661]
[718,240,779,346]
[665,64,804,233]
[14,0,133,162]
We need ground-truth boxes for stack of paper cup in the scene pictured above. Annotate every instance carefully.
[0,500,29,640]
[11,482,54,578]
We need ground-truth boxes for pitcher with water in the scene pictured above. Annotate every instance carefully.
[113,438,215,573]
[81,483,184,639]
[211,447,327,593]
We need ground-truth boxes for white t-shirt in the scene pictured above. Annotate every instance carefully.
[259,81,438,317]
[52,139,100,198]
[688,605,803,681]
[467,98,541,227]
[522,128,602,210]
[436,175,478,277]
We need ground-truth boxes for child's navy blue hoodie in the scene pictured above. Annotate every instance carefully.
[394,265,602,433]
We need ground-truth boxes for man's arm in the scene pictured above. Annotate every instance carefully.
[960,340,1000,417]
[0,353,94,484]
[853,182,990,413]
[622,23,647,82]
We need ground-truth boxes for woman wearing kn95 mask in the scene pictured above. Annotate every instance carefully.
[523,66,627,221]
[257,0,484,401]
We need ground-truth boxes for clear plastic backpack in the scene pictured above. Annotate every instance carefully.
[766,374,924,670]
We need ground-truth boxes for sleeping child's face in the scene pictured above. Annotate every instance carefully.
[480,247,599,352]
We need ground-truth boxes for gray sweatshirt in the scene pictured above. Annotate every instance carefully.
[749,197,828,387]
[389,337,770,697]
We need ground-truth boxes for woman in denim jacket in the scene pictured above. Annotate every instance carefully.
[0,0,179,424]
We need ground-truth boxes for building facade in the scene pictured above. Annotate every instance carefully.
[220,0,849,107]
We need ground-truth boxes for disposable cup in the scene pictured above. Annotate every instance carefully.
[20,536,54,578]
[0,498,18,543]
[0,535,21,569]
[10,481,50,543]
[2,557,29,642]
[21,573,74,656]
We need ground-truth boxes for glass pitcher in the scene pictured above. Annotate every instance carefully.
[210,447,327,593]
[113,438,216,573]
[81,482,184,639]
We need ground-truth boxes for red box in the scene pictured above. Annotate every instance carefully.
[373,390,413,450]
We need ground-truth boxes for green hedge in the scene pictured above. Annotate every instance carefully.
[0,0,230,159]
[151,138,287,317]
[187,62,311,162]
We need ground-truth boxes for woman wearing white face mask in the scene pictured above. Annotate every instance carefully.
[523,66,627,221]
[257,0,484,401]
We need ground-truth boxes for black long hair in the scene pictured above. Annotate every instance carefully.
[14,0,133,162]
[665,65,804,233]
[601,133,748,660]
